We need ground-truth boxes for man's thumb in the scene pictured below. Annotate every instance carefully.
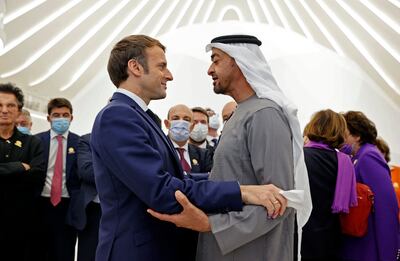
[175,190,189,207]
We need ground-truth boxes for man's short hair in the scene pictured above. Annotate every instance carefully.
[107,35,166,87]
[20,109,32,121]
[205,107,216,117]
[47,98,73,115]
[192,107,209,123]
[0,83,24,110]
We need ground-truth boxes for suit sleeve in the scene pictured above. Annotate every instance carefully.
[357,152,399,260]
[77,134,95,185]
[0,136,46,197]
[0,136,45,180]
[68,135,82,194]
[203,148,213,172]
[208,107,295,254]
[93,106,242,214]
[0,162,25,175]
[24,136,46,195]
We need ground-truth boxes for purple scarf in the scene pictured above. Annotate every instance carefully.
[305,141,358,213]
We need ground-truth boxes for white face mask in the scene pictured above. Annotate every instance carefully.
[208,114,220,130]
[190,123,208,142]
[168,120,190,142]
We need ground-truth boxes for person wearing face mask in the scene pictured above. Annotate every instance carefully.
[35,98,80,261]
[205,108,220,147]
[165,104,213,174]
[16,108,33,135]
[164,104,213,260]
[190,107,214,153]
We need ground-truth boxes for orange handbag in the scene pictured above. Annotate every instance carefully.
[340,183,374,237]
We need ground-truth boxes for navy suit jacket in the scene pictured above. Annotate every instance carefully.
[70,133,98,230]
[91,92,242,261]
[187,143,213,173]
[35,130,80,224]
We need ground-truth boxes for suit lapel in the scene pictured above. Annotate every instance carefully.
[188,145,200,173]
[42,131,51,169]
[111,92,184,178]
[136,108,184,178]
[9,129,25,161]
[66,134,75,180]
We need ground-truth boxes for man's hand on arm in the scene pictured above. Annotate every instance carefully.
[22,163,31,171]
[147,183,288,230]
[147,190,211,232]
[240,184,287,219]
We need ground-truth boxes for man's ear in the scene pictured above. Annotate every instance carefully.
[164,119,170,129]
[47,115,51,123]
[127,59,143,77]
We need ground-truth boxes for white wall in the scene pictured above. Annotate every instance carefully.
[44,21,399,164]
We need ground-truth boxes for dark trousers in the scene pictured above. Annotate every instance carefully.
[0,216,32,261]
[77,202,101,261]
[0,193,40,261]
[38,197,77,261]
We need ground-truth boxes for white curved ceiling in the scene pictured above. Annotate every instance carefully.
[0,0,399,112]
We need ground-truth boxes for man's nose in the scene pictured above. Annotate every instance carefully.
[165,69,173,81]
[0,106,8,113]
[207,64,214,75]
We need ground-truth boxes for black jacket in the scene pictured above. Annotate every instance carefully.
[301,147,341,260]
[0,128,46,244]
[187,143,213,173]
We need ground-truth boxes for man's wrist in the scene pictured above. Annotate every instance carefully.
[240,185,250,204]
[202,217,212,232]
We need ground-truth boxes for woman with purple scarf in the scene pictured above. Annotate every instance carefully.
[341,111,399,261]
[301,109,357,261]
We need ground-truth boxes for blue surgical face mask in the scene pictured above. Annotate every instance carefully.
[169,120,190,142]
[51,118,70,134]
[17,126,31,135]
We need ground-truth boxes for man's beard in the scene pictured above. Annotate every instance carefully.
[213,84,226,94]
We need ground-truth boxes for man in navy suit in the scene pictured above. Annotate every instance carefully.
[163,104,213,260]
[164,104,213,174]
[72,133,101,261]
[35,98,80,261]
[91,35,286,261]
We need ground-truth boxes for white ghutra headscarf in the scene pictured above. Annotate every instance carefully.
[206,37,312,259]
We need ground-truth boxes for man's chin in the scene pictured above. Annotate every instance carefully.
[153,93,167,100]
[213,86,225,94]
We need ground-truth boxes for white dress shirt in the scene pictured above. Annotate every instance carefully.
[116,88,148,111]
[206,135,219,147]
[171,140,191,168]
[197,140,207,149]
[41,130,70,198]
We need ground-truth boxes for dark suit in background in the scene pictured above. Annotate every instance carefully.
[0,129,46,260]
[36,130,80,261]
[187,143,213,173]
[73,133,101,261]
